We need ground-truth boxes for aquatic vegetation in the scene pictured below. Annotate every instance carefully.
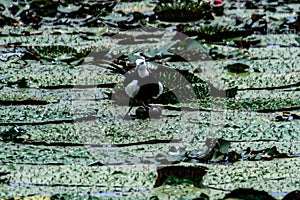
[179,24,254,41]
[154,1,212,22]
[0,0,299,199]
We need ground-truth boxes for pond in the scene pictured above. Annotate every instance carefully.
[0,0,299,199]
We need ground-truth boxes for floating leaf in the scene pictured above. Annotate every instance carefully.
[225,62,250,73]
[0,126,26,142]
[0,74,12,81]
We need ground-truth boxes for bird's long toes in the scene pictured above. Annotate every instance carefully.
[123,114,132,120]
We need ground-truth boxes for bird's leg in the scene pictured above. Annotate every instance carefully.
[125,105,133,116]
[141,101,150,111]
[123,99,134,119]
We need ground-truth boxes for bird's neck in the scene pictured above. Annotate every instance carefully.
[138,68,149,78]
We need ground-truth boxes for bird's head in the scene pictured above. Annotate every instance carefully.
[135,58,150,78]
[135,58,146,67]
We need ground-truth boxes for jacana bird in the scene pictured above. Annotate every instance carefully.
[113,57,164,119]
[124,58,164,106]
[110,56,206,119]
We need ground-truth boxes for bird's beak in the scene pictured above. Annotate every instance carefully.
[147,67,151,73]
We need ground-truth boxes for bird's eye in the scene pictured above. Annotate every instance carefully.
[136,58,146,66]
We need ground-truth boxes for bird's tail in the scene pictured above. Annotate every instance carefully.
[105,62,128,75]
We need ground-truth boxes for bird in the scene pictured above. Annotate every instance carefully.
[110,56,205,116]
[124,58,164,106]
[111,57,164,119]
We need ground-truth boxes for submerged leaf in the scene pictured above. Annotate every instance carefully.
[154,165,207,188]
[223,188,276,200]
[154,1,212,22]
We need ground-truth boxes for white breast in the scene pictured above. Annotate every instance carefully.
[125,80,140,98]
[136,58,149,78]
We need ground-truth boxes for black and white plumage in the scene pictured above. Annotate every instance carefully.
[110,57,164,119]
[111,57,207,107]
[123,58,164,119]
[124,58,163,104]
